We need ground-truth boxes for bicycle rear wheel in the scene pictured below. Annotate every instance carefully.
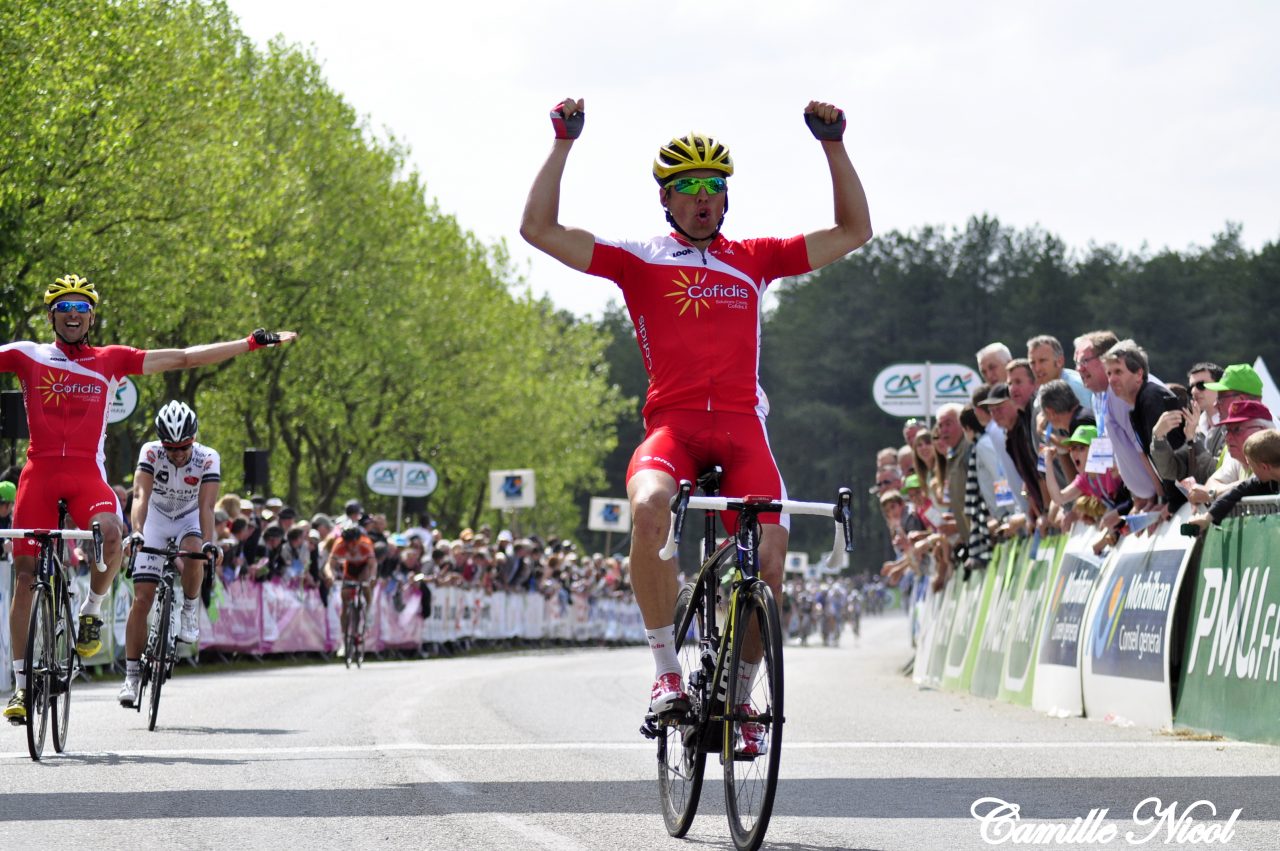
[658,581,709,837]
[51,579,76,753]
[148,582,172,731]
[724,580,785,851]
[24,588,54,761]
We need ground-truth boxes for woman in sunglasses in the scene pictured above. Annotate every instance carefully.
[2,274,296,723]
[521,97,872,719]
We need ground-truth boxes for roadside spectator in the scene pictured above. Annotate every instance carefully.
[935,403,970,541]
[976,342,1012,385]
[1196,401,1277,496]
[1004,361,1049,518]
[1027,335,1092,408]
[971,383,1025,516]
[1101,339,1185,512]
[1072,329,1119,421]
[1187,429,1280,533]
[1040,378,1097,482]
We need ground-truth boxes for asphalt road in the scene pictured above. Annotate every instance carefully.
[2,612,1276,850]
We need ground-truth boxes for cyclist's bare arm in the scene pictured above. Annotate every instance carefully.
[131,468,153,533]
[141,329,297,374]
[800,100,873,270]
[520,97,596,272]
[198,480,220,562]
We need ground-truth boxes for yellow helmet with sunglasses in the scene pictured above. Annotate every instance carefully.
[653,132,734,185]
[44,274,99,306]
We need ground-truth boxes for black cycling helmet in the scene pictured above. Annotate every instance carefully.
[340,525,362,541]
[155,400,198,446]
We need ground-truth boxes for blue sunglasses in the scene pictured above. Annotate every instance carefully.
[52,301,93,314]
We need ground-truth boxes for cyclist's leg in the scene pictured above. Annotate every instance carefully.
[9,459,61,687]
[178,533,205,601]
[627,468,681,630]
[125,581,159,659]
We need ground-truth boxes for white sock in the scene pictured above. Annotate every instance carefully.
[736,660,760,703]
[12,660,24,690]
[183,595,199,614]
[125,659,140,679]
[80,590,107,617]
[646,625,680,678]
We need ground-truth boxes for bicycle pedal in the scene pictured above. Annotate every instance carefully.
[639,717,660,740]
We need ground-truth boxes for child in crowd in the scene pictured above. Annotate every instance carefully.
[1185,429,1280,534]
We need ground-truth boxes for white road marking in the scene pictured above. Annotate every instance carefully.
[0,739,1259,761]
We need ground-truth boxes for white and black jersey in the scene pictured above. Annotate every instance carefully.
[136,440,221,519]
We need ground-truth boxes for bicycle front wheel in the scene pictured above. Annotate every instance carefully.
[354,600,365,669]
[51,580,76,753]
[24,587,54,761]
[148,585,172,731]
[658,582,709,837]
[724,580,785,851]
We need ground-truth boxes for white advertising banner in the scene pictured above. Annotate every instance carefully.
[1032,525,1105,717]
[587,497,631,533]
[489,469,536,509]
[1080,506,1196,730]
[871,362,979,418]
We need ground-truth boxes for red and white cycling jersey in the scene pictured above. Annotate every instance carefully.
[586,232,810,420]
[0,340,146,461]
[136,440,221,520]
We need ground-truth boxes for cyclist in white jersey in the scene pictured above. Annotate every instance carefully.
[118,401,222,707]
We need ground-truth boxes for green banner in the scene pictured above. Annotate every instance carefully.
[941,562,998,692]
[998,535,1064,706]
[1176,514,1280,744]
[971,540,1024,699]
[924,570,962,687]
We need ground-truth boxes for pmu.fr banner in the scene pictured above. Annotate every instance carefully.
[1081,508,1195,730]
[1032,525,1104,717]
[1177,513,1280,744]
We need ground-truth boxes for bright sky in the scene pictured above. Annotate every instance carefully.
[225,1,1280,319]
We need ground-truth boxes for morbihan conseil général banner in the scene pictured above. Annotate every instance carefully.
[1080,505,1196,730]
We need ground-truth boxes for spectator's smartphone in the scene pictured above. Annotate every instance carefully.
[1162,395,1184,412]
[1180,522,1202,538]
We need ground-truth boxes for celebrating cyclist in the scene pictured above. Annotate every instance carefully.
[4,274,295,722]
[521,98,871,727]
[117,401,222,707]
[329,525,376,648]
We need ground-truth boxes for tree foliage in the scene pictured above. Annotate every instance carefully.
[0,0,626,537]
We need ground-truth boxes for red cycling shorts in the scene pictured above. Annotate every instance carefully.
[626,409,790,530]
[11,455,121,557]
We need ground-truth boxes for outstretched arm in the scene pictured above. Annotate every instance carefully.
[801,100,873,270]
[519,97,596,272]
[141,329,297,374]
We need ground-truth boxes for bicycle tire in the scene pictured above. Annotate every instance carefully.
[658,581,709,837]
[24,587,53,761]
[724,580,785,851]
[51,578,76,753]
[148,579,172,731]
[354,599,365,668]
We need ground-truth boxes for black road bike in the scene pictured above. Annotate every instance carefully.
[643,470,853,851]
[1,500,103,761]
[129,541,210,731]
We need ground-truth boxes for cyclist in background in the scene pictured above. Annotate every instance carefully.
[118,401,222,707]
[329,525,376,646]
[3,274,295,722]
[521,98,872,727]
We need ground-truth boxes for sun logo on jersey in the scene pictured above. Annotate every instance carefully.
[37,369,103,406]
[666,271,709,317]
[39,370,72,406]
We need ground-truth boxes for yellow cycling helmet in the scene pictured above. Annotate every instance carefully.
[653,132,734,185]
[44,274,99,305]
